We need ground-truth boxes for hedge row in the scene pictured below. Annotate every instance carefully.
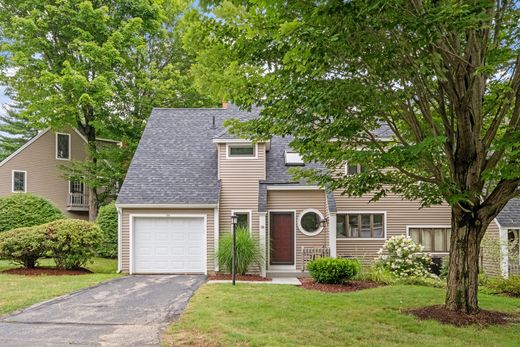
[0,194,63,233]
[0,219,102,269]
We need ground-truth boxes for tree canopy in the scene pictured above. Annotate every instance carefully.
[0,0,216,216]
[185,0,520,313]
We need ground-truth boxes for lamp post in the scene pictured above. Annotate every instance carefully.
[231,214,238,285]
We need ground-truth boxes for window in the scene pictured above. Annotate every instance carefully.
[12,171,26,192]
[337,213,385,239]
[409,227,451,252]
[298,209,324,236]
[227,144,256,158]
[56,133,70,160]
[284,151,304,166]
[345,163,363,175]
[232,211,251,232]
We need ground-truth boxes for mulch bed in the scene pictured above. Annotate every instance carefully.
[2,267,92,276]
[299,278,380,293]
[208,274,271,282]
[405,305,520,327]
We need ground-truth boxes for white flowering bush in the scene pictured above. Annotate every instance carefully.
[376,235,432,278]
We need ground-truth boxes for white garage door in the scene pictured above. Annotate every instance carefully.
[133,216,206,274]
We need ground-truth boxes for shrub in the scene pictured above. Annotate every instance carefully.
[0,193,63,233]
[95,202,118,258]
[217,227,264,275]
[307,257,361,284]
[42,219,103,269]
[355,266,397,285]
[486,276,520,297]
[376,235,432,278]
[0,226,48,268]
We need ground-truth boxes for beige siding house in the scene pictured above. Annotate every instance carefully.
[0,127,118,220]
[116,105,515,277]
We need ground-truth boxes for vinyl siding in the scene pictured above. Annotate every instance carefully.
[481,220,502,277]
[120,208,215,273]
[0,128,89,219]
[218,143,266,272]
[334,192,451,264]
[267,190,328,270]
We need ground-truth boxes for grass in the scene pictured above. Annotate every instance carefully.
[165,284,520,347]
[0,257,122,316]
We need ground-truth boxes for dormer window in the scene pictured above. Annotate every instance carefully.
[56,133,70,160]
[285,151,304,166]
[227,143,257,159]
[345,163,363,175]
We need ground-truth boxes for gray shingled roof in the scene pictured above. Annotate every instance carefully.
[497,198,520,228]
[117,107,259,205]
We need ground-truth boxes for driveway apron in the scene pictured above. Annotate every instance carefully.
[0,275,206,346]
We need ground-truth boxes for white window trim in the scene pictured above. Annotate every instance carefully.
[11,170,27,193]
[344,162,362,176]
[56,132,71,160]
[298,208,325,236]
[226,143,258,159]
[129,213,208,275]
[406,225,452,254]
[267,210,297,271]
[336,211,387,240]
[231,210,253,235]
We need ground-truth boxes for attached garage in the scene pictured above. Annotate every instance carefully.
[130,215,207,274]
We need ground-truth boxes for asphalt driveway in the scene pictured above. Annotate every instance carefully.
[0,275,206,346]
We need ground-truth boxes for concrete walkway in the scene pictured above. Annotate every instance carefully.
[0,275,205,347]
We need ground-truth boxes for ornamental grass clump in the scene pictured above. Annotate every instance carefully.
[217,227,264,275]
[376,235,431,278]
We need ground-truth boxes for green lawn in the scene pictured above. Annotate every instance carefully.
[165,284,520,347]
[0,257,122,316]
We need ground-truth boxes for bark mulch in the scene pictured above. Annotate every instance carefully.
[208,274,271,282]
[405,305,520,327]
[2,267,92,276]
[299,278,380,293]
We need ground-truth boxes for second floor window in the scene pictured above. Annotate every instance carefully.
[337,213,385,239]
[227,144,256,158]
[56,133,70,160]
[232,211,251,231]
[12,171,26,192]
[345,163,363,175]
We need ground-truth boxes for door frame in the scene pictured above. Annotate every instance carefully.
[268,210,297,270]
[129,213,208,275]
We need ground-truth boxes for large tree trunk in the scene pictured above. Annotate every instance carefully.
[445,207,485,314]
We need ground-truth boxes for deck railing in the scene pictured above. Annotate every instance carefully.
[68,192,88,207]
[301,246,330,271]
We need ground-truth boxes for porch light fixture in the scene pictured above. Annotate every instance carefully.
[231,214,238,286]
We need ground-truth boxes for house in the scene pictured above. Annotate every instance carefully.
[0,127,118,220]
[116,104,516,277]
[495,198,520,277]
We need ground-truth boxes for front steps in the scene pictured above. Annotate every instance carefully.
[266,270,310,278]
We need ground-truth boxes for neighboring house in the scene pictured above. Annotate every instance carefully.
[495,198,520,277]
[116,104,517,277]
[0,127,118,220]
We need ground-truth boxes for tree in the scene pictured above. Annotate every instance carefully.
[0,106,37,161]
[185,1,520,313]
[0,0,216,220]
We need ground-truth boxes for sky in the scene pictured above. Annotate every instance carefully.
[0,85,9,116]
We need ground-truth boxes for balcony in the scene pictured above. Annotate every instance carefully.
[67,192,89,211]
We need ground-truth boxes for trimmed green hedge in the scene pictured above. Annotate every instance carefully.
[0,226,48,268]
[95,202,118,258]
[43,219,103,269]
[307,257,361,284]
[0,194,63,233]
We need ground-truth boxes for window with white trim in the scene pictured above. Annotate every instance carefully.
[298,209,324,236]
[409,227,451,252]
[56,133,70,160]
[345,163,363,175]
[228,144,255,158]
[337,213,384,238]
[12,171,26,192]
[234,211,250,231]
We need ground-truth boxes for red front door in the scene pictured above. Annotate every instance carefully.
[270,212,294,265]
